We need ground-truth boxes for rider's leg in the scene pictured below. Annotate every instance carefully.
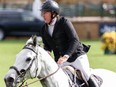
[72,54,99,87]
[72,54,91,81]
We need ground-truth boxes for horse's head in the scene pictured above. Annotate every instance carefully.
[4,35,42,87]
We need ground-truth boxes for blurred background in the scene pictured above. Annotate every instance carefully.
[0,0,115,53]
[0,0,116,87]
[0,0,115,40]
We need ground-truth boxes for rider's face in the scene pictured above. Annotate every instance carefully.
[41,11,52,24]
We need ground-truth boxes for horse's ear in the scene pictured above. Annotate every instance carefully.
[33,35,37,47]
[26,37,33,45]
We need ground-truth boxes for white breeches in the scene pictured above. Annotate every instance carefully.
[62,54,91,81]
[72,54,91,81]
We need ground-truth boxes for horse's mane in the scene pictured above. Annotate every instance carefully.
[38,46,57,66]
[26,36,55,63]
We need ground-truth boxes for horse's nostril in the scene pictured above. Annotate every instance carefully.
[4,76,15,87]
[7,77,14,82]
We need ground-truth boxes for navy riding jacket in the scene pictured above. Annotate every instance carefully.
[41,16,89,62]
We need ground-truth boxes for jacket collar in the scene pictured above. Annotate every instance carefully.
[48,17,57,26]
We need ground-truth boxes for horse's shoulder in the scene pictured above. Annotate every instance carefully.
[38,46,45,52]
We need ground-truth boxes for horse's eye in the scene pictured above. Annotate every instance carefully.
[26,57,31,62]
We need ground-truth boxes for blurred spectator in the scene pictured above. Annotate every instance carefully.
[101,31,116,54]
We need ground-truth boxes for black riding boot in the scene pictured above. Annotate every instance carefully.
[88,76,99,87]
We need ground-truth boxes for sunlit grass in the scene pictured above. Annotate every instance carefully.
[82,40,116,72]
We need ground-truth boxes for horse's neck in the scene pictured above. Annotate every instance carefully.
[38,47,70,87]
[38,47,59,76]
[38,47,60,87]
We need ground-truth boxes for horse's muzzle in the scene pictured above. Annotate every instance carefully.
[4,75,17,87]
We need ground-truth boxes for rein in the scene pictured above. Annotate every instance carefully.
[22,67,60,87]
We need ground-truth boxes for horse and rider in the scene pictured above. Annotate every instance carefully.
[4,1,103,87]
[40,0,99,87]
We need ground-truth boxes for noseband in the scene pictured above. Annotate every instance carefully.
[10,66,21,76]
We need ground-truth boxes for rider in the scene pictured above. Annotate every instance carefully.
[40,1,99,87]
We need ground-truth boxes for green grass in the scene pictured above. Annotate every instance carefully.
[82,40,116,71]
[0,39,116,87]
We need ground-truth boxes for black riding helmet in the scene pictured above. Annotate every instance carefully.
[41,1,59,24]
[41,0,59,15]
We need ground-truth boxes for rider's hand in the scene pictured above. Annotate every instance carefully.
[47,51,51,56]
[57,55,69,64]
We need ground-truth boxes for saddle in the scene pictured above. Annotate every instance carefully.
[62,65,103,87]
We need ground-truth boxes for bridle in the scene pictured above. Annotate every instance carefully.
[9,44,39,86]
[9,44,60,87]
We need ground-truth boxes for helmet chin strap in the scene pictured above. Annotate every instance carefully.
[48,12,57,25]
